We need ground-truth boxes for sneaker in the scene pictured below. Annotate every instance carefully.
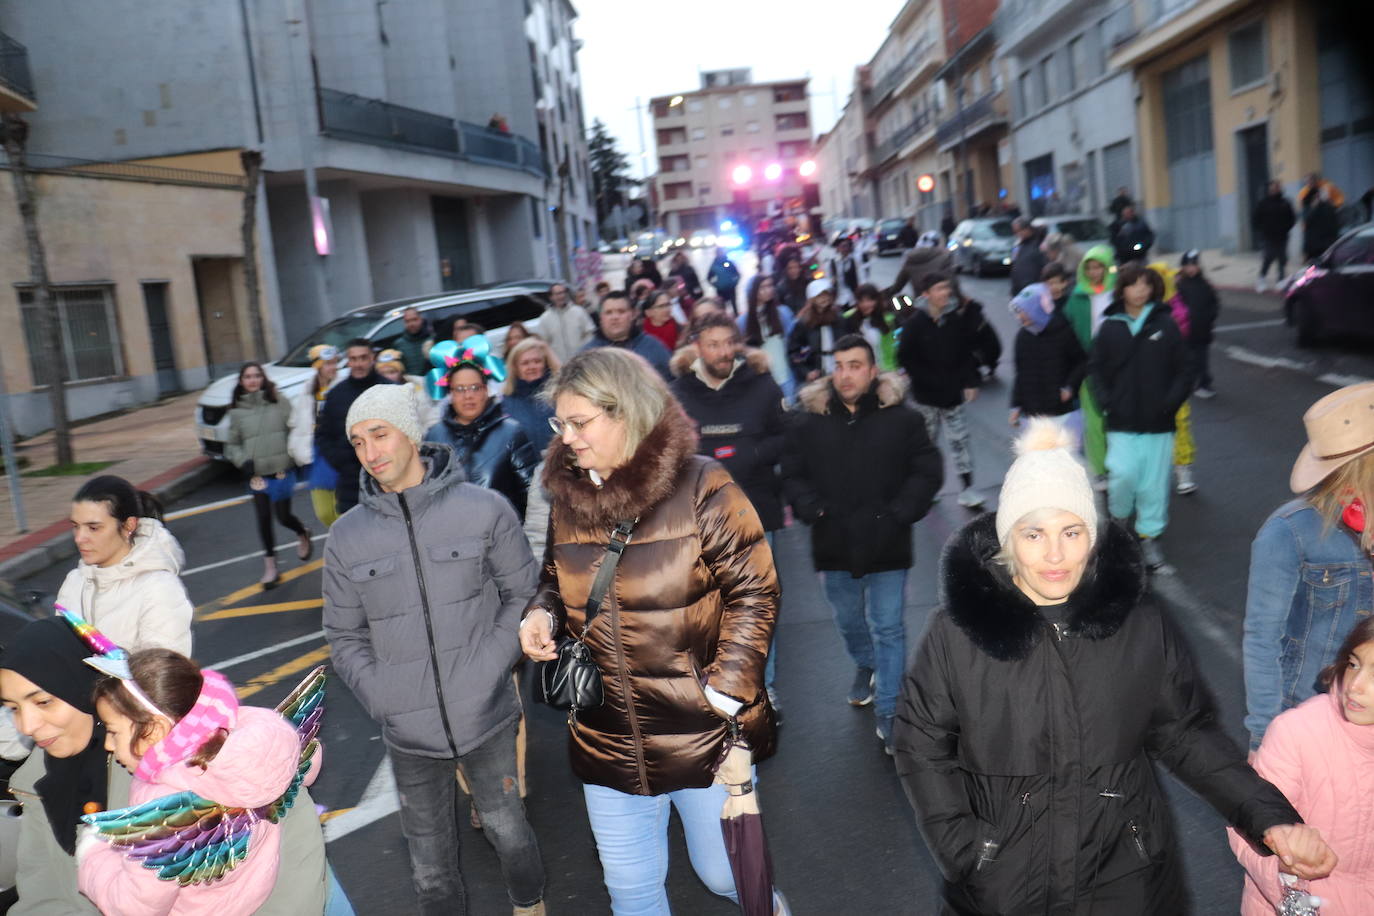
[513,903,546,916]
[1175,464,1198,496]
[875,715,895,757]
[847,667,875,707]
[1091,474,1110,493]
[1194,386,1216,399]
[773,889,793,916]
[1140,537,1171,573]
[957,486,985,509]
[1256,278,1268,293]
[767,686,784,726]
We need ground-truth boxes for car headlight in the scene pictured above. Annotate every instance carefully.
[1001,257,1012,266]
[962,239,972,246]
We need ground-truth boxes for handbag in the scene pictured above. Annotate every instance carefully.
[540,518,636,710]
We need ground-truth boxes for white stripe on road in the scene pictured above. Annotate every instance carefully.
[1221,345,1311,373]
[164,494,251,520]
[181,534,328,578]
[1212,318,1285,333]
[1149,574,1241,666]
[323,757,399,843]
[1317,372,1374,388]
[204,630,326,672]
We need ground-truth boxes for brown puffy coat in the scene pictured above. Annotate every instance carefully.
[525,402,778,795]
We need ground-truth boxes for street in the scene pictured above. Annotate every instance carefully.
[17,247,1374,915]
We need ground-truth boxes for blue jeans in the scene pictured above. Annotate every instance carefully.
[822,569,908,719]
[583,781,738,915]
[390,723,544,914]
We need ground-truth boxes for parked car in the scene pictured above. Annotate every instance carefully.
[874,218,909,255]
[688,228,718,249]
[194,282,553,458]
[1031,214,1110,251]
[1285,222,1374,347]
[948,218,1016,276]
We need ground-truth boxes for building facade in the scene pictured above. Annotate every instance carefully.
[1111,0,1371,253]
[650,69,813,236]
[1,0,594,355]
[997,0,1138,220]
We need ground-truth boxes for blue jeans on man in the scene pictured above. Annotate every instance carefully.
[822,568,908,726]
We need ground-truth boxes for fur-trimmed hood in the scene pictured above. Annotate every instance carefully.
[797,371,908,415]
[540,400,699,529]
[668,343,771,380]
[941,513,1146,661]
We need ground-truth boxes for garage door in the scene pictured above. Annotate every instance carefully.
[1318,13,1374,225]
[1162,55,1220,251]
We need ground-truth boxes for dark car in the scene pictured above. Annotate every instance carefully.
[874,218,909,255]
[948,218,1016,276]
[1285,223,1374,347]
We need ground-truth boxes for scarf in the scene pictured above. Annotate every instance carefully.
[0,617,107,854]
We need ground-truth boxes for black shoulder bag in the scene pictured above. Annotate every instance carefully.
[540,519,636,710]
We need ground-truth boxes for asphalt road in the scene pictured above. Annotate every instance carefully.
[16,248,1374,914]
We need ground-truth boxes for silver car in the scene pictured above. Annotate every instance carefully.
[1031,214,1111,254]
[195,282,553,458]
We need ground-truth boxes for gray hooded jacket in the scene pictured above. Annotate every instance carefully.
[322,443,537,758]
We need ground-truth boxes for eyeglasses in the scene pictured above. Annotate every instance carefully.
[450,384,485,394]
[548,412,603,436]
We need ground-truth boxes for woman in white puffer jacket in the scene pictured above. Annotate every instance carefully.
[54,475,193,655]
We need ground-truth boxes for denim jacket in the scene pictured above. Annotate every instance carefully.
[1244,498,1374,749]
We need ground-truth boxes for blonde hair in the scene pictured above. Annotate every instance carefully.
[1309,451,1374,553]
[543,348,669,464]
[502,337,561,396]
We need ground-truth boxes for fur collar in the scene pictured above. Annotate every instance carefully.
[797,371,908,415]
[540,401,699,529]
[942,514,1146,661]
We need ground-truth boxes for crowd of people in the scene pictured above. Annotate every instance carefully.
[6,225,1374,916]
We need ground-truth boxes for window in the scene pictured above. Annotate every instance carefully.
[718,95,733,109]
[778,140,808,158]
[687,99,704,113]
[742,92,757,106]
[661,154,690,172]
[1039,53,1056,103]
[663,180,693,200]
[969,68,982,97]
[530,196,543,238]
[775,112,809,131]
[720,125,734,136]
[1019,71,1035,115]
[698,184,712,197]
[772,84,806,103]
[694,153,709,169]
[20,286,124,385]
[746,120,761,133]
[1229,20,1266,90]
[1099,6,1134,70]
[691,127,706,141]
[749,148,765,161]
[1067,36,1085,92]
[1329,229,1374,267]
[657,127,687,145]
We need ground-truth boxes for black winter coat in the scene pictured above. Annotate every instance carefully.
[315,371,391,513]
[782,374,942,577]
[897,304,982,409]
[1252,192,1296,243]
[1111,216,1155,263]
[422,399,539,520]
[1011,312,1087,416]
[670,352,787,531]
[1175,274,1220,344]
[1303,200,1341,259]
[895,516,1301,915]
[1009,240,1047,296]
[785,318,843,384]
[1088,303,1191,433]
[670,264,703,300]
[957,299,1002,374]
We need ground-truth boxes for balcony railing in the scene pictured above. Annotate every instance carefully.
[872,110,932,164]
[866,39,935,108]
[935,90,1006,147]
[317,88,548,179]
[0,32,36,105]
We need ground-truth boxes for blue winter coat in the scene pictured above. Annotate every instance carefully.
[502,376,555,454]
[423,399,539,520]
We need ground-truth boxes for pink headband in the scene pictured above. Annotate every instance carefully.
[134,669,239,782]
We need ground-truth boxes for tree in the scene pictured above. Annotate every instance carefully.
[587,118,632,236]
[1,113,73,465]
[239,149,269,360]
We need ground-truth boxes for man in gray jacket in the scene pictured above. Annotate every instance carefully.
[322,384,545,916]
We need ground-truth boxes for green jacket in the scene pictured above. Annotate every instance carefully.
[1063,243,1117,350]
[226,391,295,476]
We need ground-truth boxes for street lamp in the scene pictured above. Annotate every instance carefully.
[669,95,684,107]
[799,159,817,178]
[764,162,783,182]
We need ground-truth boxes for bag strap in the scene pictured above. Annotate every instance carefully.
[584,518,637,627]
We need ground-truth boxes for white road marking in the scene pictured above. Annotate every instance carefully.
[1317,372,1373,387]
[181,534,328,578]
[323,756,399,843]
[1149,574,1241,666]
[1212,318,1285,332]
[1221,345,1311,373]
[204,630,326,672]
[164,494,251,520]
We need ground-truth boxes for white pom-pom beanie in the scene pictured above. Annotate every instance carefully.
[995,418,1099,547]
[346,383,424,447]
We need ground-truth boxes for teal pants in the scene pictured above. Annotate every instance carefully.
[1106,431,1175,538]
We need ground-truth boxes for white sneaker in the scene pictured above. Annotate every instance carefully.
[957,486,985,509]
[1194,386,1216,399]
[1256,279,1268,293]
[1175,465,1198,495]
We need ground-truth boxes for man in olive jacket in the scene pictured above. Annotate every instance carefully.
[322,384,545,915]
[782,334,943,753]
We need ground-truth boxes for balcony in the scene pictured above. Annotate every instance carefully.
[317,88,547,179]
[865,39,936,110]
[935,90,1008,150]
[872,110,933,165]
[0,32,36,112]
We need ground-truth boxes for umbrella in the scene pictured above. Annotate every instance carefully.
[718,739,778,916]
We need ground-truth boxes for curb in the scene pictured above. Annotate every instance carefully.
[0,457,227,583]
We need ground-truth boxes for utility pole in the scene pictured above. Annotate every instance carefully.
[285,0,331,321]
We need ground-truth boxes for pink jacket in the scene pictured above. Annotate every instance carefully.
[1228,692,1374,915]
[79,707,321,916]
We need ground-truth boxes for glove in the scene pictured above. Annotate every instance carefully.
[74,823,102,865]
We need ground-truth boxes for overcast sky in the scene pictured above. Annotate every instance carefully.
[574,0,906,180]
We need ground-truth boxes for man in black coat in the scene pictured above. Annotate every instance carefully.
[1252,180,1296,291]
[1009,217,1048,296]
[314,338,391,516]
[671,313,787,711]
[782,334,943,753]
[1110,205,1155,265]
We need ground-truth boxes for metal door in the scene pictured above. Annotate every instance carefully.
[1101,140,1133,206]
[141,282,180,395]
[1237,124,1269,251]
[432,196,475,292]
[1162,56,1219,250]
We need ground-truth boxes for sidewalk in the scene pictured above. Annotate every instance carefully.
[1152,246,1286,296]
[0,390,223,580]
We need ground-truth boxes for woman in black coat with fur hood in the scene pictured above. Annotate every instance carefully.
[894,419,1334,915]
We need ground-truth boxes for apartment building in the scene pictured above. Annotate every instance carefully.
[651,69,813,236]
[934,0,1013,219]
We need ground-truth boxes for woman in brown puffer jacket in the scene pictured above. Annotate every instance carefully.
[519,347,782,915]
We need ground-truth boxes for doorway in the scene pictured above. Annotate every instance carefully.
[432,196,474,292]
[192,257,246,382]
[1237,123,1269,251]
[141,282,180,396]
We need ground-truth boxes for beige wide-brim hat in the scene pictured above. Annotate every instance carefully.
[1290,382,1374,493]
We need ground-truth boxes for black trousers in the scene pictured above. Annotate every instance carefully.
[253,492,307,557]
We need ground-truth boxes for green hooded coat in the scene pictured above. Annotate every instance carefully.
[1063,244,1117,475]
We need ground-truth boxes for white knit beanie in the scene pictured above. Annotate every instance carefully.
[346,383,424,447]
[995,418,1099,547]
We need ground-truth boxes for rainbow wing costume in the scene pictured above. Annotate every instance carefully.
[81,666,327,886]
